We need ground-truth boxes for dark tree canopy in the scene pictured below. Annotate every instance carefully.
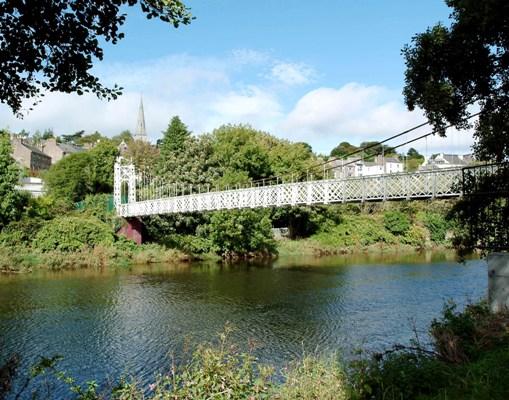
[0,0,192,115]
[330,141,358,158]
[402,0,509,161]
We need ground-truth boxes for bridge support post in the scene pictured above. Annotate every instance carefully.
[488,252,509,312]
[118,217,143,245]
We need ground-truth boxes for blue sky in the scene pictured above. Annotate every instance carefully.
[1,0,474,155]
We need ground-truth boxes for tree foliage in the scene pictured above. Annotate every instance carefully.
[124,140,159,170]
[33,216,115,252]
[0,130,25,229]
[404,0,509,252]
[159,116,191,157]
[0,0,193,115]
[330,141,359,158]
[203,209,276,258]
[45,141,118,202]
[384,210,410,236]
[403,0,509,161]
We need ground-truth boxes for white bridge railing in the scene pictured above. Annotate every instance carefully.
[114,159,466,217]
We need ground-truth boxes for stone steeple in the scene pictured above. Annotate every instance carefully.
[134,96,148,142]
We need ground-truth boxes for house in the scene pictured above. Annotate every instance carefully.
[420,153,475,170]
[332,155,404,178]
[10,136,52,171]
[41,138,83,164]
[16,177,45,197]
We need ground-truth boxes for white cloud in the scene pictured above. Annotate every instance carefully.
[270,62,315,86]
[231,49,270,65]
[0,56,475,156]
[278,82,475,155]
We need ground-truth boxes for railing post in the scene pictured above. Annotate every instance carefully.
[383,174,387,201]
[361,176,365,203]
[432,170,437,199]
[291,183,298,205]
[307,181,312,205]
[324,180,329,204]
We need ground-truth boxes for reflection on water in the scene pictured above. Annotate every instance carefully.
[0,251,486,397]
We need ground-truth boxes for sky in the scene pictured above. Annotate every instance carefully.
[0,0,475,155]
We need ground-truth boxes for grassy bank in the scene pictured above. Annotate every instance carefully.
[2,301,507,399]
[277,201,455,257]
[0,243,190,273]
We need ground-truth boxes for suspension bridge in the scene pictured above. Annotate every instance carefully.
[114,112,487,219]
[114,160,491,218]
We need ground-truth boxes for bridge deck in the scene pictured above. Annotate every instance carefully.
[115,166,464,217]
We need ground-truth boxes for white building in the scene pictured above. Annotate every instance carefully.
[16,177,45,197]
[420,153,475,170]
[332,155,404,178]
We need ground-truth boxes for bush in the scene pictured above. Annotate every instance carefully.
[77,194,123,231]
[350,302,509,400]
[33,216,115,252]
[312,215,396,248]
[430,301,509,364]
[0,217,45,246]
[421,212,449,243]
[204,209,277,258]
[166,234,212,254]
[383,210,410,235]
[402,225,428,247]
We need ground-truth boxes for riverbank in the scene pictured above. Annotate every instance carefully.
[277,237,451,257]
[0,243,191,273]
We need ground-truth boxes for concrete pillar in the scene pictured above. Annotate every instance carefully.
[118,217,143,245]
[488,252,509,312]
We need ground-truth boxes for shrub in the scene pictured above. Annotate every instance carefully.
[350,301,509,400]
[166,234,212,254]
[33,216,115,252]
[77,193,123,231]
[312,215,396,248]
[383,210,410,235]
[0,217,45,246]
[402,225,427,247]
[204,209,277,258]
[422,212,449,243]
[430,301,509,364]
[279,356,347,400]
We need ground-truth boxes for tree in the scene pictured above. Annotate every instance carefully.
[203,209,276,258]
[45,140,118,202]
[60,131,85,145]
[330,141,358,158]
[42,129,55,140]
[402,0,509,161]
[403,0,509,252]
[157,135,220,191]
[210,125,272,186]
[111,130,133,146]
[159,116,191,157]
[76,131,106,147]
[0,1,193,115]
[407,148,422,159]
[124,140,160,170]
[0,130,25,229]
[359,141,397,159]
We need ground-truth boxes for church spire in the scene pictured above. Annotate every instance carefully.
[134,96,148,142]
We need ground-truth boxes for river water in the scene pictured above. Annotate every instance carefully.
[0,252,486,397]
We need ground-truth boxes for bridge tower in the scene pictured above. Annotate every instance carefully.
[114,157,143,244]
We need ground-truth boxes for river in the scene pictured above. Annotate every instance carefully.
[0,251,486,398]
